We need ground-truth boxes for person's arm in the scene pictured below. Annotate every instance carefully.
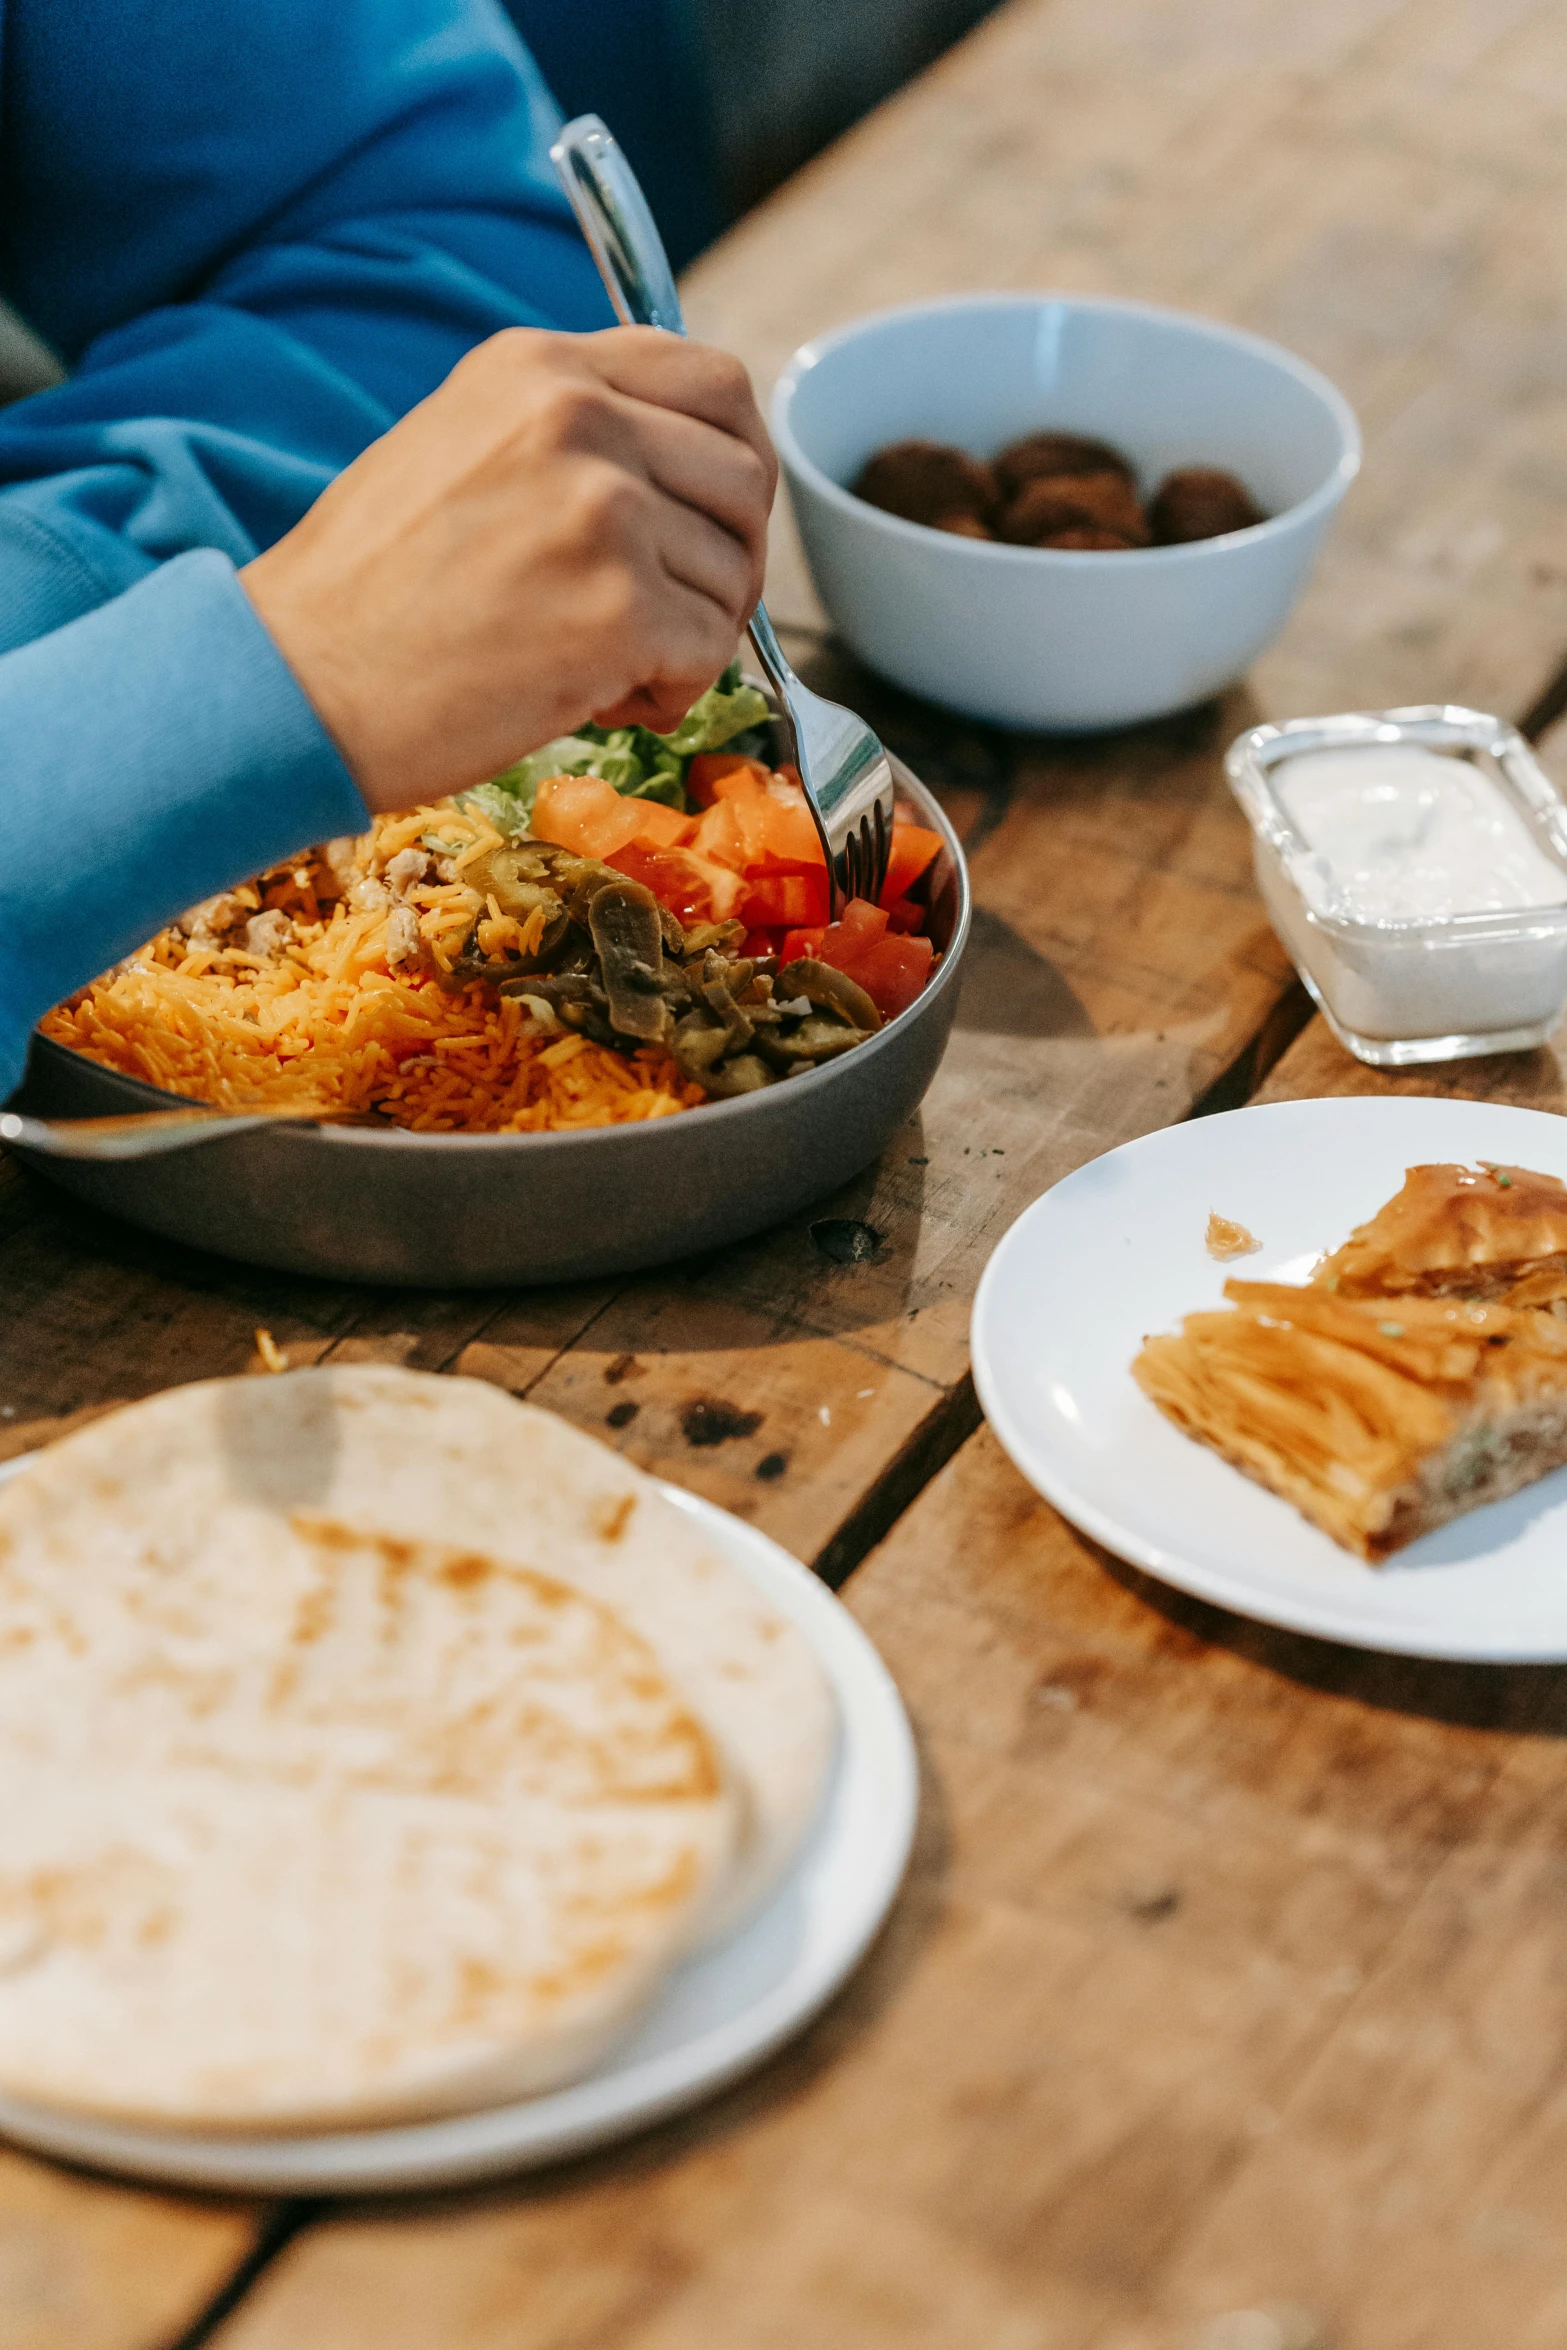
[2,329,776,1106]
[0,0,612,653]
[0,554,369,1102]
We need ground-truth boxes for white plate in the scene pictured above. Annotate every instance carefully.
[0,1462,916,2194]
[972,1095,1567,1663]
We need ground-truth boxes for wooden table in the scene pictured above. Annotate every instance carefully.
[10,1,1567,2342]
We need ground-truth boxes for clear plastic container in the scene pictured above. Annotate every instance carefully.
[1225,706,1567,1066]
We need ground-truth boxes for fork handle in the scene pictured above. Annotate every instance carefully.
[551,116,688,336]
[551,122,788,681]
[551,117,793,684]
[550,119,819,818]
[742,604,800,721]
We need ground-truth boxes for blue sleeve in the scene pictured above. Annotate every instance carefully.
[0,0,618,1104]
[0,553,371,1102]
[0,0,613,648]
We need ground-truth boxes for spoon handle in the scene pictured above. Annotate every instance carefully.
[0,1106,292,1162]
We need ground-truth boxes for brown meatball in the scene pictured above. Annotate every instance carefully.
[994,430,1135,499]
[933,511,995,539]
[853,439,997,528]
[1149,466,1265,543]
[997,469,1149,546]
[1038,526,1142,551]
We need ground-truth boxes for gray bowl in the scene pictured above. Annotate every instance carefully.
[11,756,968,1288]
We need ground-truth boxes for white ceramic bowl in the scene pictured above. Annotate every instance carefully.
[771,294,1361,732]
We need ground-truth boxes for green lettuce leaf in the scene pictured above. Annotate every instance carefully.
[452,779,536,840]
[658,663,771,755]
[455,667,772,835]
[455,737,609,832]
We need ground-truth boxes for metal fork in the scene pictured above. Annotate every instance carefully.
[550,114,895,911]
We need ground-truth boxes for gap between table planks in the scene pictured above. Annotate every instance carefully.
[192,1423,1567,2350]
[6,0,1567,2338]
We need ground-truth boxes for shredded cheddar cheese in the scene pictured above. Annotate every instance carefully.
[41,806,706,1136]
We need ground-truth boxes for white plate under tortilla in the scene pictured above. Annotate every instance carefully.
[972,1095,1567,1663]
[0,1463,916,2194]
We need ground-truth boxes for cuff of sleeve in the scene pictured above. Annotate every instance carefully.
[0,548,368,1097]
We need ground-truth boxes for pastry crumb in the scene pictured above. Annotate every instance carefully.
[1206,1212,1261,1261]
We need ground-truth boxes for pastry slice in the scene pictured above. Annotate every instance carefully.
[1133,1279,1567,1559]
[1313,1162,1567,1309]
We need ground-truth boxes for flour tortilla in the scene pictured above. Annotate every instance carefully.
[0,1368,833,2132]
[207,1364,837,1939]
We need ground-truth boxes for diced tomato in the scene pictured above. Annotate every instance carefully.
[688,776,827,880]
[687,795,747,869]
[686,752,772,808]
[878,824,942,910]
[529,775,694,858]
[830,897,889,952]
[796,896,934,1021]
[753,785,825,873]
[843,933,935,1020]
[628,798,694,848]
[606,842,744,924]
[532,775,647,860]
[531,772,934,1020]
[734,789,776,868]
[740,869,831,929]
[712,762,779,803]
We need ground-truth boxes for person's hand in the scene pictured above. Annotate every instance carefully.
[241,326,776,814]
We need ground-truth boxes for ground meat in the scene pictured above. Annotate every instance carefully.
[385,904,423,968]
[176,891,251,947]
[383,847,434,892]
[1149,466,1265,543]
[852,439,997,528]
[993,430,1136,498]
[244,909,294,959]
[997,469,1148,546]
[320,837,363,894]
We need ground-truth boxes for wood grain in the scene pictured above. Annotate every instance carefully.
[211,1427,1567,2350]
[0,671,1304,1581]
[510,0,1567,1570]
[685,0,1567,726]
[13,0,1567,2339]
[0,2150,258,2350]
[452,673,1304,1575]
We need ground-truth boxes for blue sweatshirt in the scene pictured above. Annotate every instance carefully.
[0,0,612,1101]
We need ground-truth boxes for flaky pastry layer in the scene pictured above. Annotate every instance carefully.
[1134,1281,1567,1559]
[1314,1162,1567,1304]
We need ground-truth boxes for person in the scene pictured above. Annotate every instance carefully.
[0,0,774,1103]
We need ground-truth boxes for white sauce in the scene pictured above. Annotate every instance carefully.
[1277,745,1567,924]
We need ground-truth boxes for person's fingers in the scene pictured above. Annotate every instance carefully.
[646,484,758,621]
[628,403,772,587]
[578,328,777,487]
[597,560,743,728]
[594,680,718,734]
[534,403,766,617]
[650,569,748,680]
[540,383,770,560]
